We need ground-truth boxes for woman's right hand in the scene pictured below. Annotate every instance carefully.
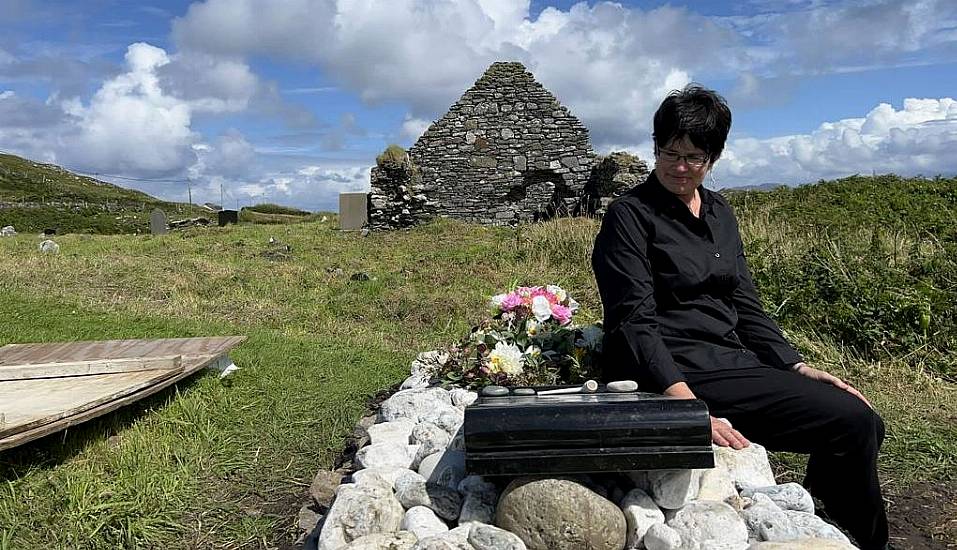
[664,382,750,450]
[711,416,750,449]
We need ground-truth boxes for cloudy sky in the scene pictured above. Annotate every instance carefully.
[1,0,955,211]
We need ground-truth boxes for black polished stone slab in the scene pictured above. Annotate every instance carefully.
[464,390,714,476]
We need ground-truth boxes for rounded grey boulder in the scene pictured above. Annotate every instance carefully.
[496,477,626,550]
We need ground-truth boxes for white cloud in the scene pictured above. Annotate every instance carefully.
[59,43,197,176]
[716,97,957,186]
[401,114,432,142]
[220,163,369,211]
[172,1,738,148]
[171,0,957,152]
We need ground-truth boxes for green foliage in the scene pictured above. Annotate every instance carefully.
[728,174,957,378]
[0,174,955,548]
[0,152,206,234]
[244,203,312,216]
[375,144,410,168]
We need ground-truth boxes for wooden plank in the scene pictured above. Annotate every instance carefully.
[0,355,182,381]
[0,338,245,451]
[0,368,181,439]
[0,336,247,366]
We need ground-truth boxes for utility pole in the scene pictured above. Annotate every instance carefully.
[220,182,224,209]
[186,178,193,207]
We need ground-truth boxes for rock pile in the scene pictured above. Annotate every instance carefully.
[368,146,437,231]
[580,151,651,216]
[306,355,857,550]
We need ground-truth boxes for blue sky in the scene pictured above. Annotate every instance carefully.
[1,0,955,211]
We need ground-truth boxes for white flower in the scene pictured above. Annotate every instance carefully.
[489,293,507,313]
[488,342,524,375]
[546,285,567,303]
[526,318,540,337]
[531,295,553,322]
[524,345,541,358]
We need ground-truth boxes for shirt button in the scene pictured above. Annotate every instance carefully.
[714,252,721,258]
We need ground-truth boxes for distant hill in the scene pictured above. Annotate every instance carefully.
[719,182,788,193]
[0,153,204,234]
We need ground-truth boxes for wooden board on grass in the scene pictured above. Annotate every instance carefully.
[0,336,246,451]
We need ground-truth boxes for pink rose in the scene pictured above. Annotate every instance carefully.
[551,304,572,325]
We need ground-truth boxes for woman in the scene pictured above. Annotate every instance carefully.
[591,85,888,550]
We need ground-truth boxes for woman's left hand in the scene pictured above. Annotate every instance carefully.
[792,362,872,409]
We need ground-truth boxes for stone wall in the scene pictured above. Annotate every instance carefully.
[371,62,597,229]
[580,151,651,217]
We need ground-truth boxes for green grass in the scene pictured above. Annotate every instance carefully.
[0,175,955,548]
[244,203,313,216]
[0,152,208,234]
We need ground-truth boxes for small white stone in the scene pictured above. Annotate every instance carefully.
[418,449,466,490]
[355,443,418,470]
[411,422,451,468]
[644,522,682,550]
[741,493,793,542]
[458,478,498,525]
[368,419,415,446]
[648,469,703,509]
[782,511,851,544]
[606,380,638,392]
[697,464,738,503]
[667,500,749,550]
[714,444,776,488]
[401,506,450,540]
[421,405,464,437]
[449,388,478,409]
[746,539,857,549]
[39,239,59,253]
[401,373,432,389]
[468,522,527,549]
[620,488,665,548]
[740,483,814,514]
[380,387,452,424]
[395,481,463,521]
[395,470,428,493]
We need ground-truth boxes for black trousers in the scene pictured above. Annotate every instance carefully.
[685,367,889,550]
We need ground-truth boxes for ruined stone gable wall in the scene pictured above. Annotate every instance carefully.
[406,62,597,225]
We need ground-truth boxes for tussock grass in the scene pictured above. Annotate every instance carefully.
[0,175,955,548]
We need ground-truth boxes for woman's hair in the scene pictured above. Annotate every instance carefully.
[652,84,732,162]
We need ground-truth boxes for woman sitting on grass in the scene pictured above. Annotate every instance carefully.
[591,84,888,550]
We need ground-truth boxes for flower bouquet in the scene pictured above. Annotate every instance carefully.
[436,284,603,388]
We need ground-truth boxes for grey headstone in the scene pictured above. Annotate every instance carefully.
[339,192,369,230]
[217,209,238,226]
[150,209,168,235]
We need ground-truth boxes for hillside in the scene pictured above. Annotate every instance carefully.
[0,152,206,234]
[0,174,955,548]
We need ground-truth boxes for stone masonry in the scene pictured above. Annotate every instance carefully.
[369,62,598,228]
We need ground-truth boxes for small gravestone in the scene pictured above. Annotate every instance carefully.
[150,209,168,235]
[218,209,238,227]
[339,192,369,230]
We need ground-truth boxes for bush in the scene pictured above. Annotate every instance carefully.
[244,203,312,216]
[376,144,410,169]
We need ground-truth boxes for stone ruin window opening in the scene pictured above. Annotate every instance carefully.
[502,169,578,222]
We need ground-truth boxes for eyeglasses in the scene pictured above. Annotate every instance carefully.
[656,148,709,168]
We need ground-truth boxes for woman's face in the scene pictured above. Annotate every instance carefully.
[654,136,712,198]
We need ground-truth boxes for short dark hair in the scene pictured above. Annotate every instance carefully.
[653,84,732,162]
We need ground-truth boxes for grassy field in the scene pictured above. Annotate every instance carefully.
[1,175,955,548]
[0,153,213,235]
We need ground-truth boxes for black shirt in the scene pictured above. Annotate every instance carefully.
[591,171,802,392]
